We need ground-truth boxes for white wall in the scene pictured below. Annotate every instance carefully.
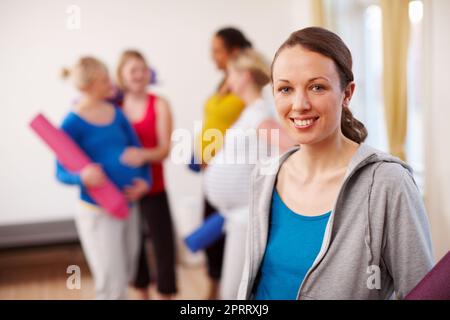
[0,0,312,225]
[423,0,450,260]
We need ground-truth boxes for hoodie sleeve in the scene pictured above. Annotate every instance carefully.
[382,165,435,299]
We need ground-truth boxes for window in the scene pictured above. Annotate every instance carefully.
[406,0,425,189]
[327,0,425,190]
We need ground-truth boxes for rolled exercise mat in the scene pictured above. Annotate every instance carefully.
[185,212,225,252]
[405,251,450,300]
[29,113,129,219]
[188,153,202,173]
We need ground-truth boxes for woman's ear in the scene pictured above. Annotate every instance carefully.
[79,83,90,93]
[343,81,356,107]
[243,70,253,83]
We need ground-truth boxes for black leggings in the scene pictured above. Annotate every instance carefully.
[133,191,177,294]
[203,197,225,280]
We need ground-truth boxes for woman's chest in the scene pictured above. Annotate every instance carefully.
[123,102,148,123]
[276,172,346,217]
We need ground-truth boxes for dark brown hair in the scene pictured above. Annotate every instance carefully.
[272,27,367,144]
[216,27,252,51]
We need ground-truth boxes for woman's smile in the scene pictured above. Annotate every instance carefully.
[290,116,320,129]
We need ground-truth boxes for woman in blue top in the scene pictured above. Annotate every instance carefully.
[57,56,151,299]
[239,27,433,300]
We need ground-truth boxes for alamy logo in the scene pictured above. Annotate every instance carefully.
[66,5,81,30]
[366,265,381,290]
[170,121,281,176]
[66,265,81,290]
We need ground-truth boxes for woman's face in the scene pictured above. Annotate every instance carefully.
[226,64,250,97]
[121,57,150,93]
[272,45,354,146]
[211,36,233,71]
[87,70,114,99]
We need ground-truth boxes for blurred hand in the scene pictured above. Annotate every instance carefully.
[124,178,149,201]
[80,164,106,187]
[120,147,147,167]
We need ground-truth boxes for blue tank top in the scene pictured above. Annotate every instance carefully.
[254,190,331,300]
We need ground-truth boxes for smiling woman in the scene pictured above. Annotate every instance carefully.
[238,27,434,300]
[271,27,367,146]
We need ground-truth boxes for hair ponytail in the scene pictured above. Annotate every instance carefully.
[341,106,367,144]
[60,56,107,90]
[60,67,71,79]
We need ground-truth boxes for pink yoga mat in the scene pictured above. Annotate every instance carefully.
[30,113,129,219]
[405,251,450,300]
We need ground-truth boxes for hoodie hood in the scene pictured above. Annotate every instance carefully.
[345,143,413,178]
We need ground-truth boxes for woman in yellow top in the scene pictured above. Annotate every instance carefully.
[199,94,244,164]
[196,27,252,300]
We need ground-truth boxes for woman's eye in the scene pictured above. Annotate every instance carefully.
[311,84,325,92]
[278,87,291,94]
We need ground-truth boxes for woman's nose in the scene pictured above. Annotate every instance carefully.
[291,92,311,111]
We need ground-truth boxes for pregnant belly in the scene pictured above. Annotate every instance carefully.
[101,159,144,189]
[203,162,254,213]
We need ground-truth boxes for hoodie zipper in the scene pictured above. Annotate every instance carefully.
[295,154,378,299]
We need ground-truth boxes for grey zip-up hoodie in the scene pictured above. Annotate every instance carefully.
[238,144,434,300]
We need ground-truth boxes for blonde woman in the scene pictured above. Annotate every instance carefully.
[203,49,294,299]
[57,57,150,299]
[116,50,177,300]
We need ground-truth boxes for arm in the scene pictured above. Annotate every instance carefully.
[117,108,152,186]
[56,161,82,185]
[382,166,435,299]
[119,107,143,148]
[140,96,173,163]
[55,115,83,186]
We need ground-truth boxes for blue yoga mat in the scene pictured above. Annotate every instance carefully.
[185,212,225,253]
[188,154,201,173]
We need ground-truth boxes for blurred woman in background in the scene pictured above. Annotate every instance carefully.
[117,50,177,300]
[195,27,252,299]
[57,56,151,299]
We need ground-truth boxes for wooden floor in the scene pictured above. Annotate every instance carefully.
[0,242,210,300]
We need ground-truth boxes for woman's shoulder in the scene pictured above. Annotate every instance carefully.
[60,110,81,130]
[208,92,245,109]
[225,94,245,111]
[151,94,170,108]
[351,144,414,181]
[151,94,172,119]
[372,162,419,199]
[376,161,412,178]
[357,148,420,198]
[110,103,126,120]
